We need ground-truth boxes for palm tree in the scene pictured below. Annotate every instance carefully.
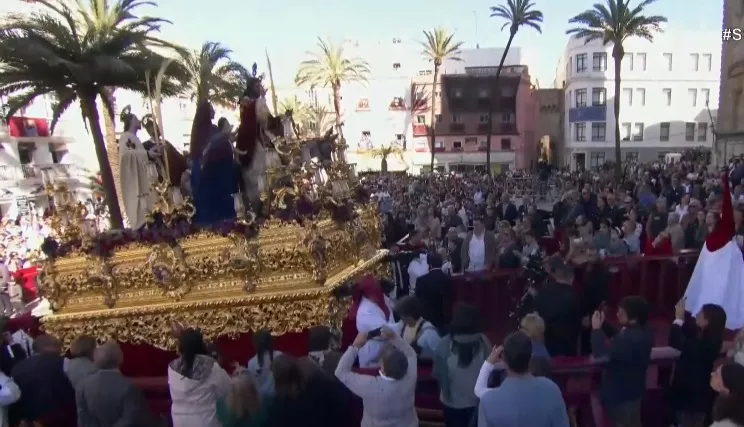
[180,41,250,108]
[71,0,179,224]
[265,49,279,115]
[567,0,666,179]
[369,145,404,173]
[295,37,371,136]
[279,95,332,138]
[0,1,184,229]
[489,0,543,174]
[420,28,464,172]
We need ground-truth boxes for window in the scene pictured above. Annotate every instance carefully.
[685,122,695,141]
[435,141,444,148]
[626,152,639,163]
[362,131,371,137]
[663,88,672,106]
[575,89,587,107]
[568,57,573,76]
[591,122,606,141]
[623,88,633,106]
[636,53,647,71]
[435,114,442,123]
[701,89,710,106]
[691,53,699,71]
[625,53,634,71]
[703,53,712,71]
[452,114,462,123]
[576,53,587,72]
[453,141,463,149]
[635,88,646,106]
[479,114,489,123]
[393,63,401,70]
[592,52,607,71]
[697,123,708,141]
[660,122,670,141]
[590,152,606,168]
[501,113,514,124]
[416,115,426,124]
[390,97,405,109]
[622,123,632,141]
[18,143,34,165]
[478,88,489,98]
[663,53,673,71]
[633,123,644,141]
[50,148,67,164]
[575,123,586,141]
[592,88,606,106]
[501,138,512,150]
[435,91,441,98]
[356,98,370,110]
[689,89,698,107]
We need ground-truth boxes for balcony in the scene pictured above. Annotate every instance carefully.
[497,123,518,134]
[0,164,88,184]
[450,123,466,133]
[477,123,490,133]
[412,124,428,136]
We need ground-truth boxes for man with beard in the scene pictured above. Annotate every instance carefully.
[533,262,581,356]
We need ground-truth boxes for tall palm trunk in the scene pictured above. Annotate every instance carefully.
[429,63,440,172]
[102,87,125,223]
[612,44,624,181]
[486,30,516,176]
[80,93,124,229]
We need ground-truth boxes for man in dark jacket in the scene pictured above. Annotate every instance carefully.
[495,193,519,225]
[534,263,581,356]
[0,319,27,376]
[579,250,610,355]
[414,253,453,333]
[12,334,76,426]
[591,295,654,427]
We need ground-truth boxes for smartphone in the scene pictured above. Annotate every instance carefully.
[367,327,382,339]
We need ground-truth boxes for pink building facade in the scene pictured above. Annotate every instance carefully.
[410,65,538,172]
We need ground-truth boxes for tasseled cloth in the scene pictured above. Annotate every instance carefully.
[236,100,259,168]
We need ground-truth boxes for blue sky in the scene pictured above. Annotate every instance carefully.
[153,0,720,88]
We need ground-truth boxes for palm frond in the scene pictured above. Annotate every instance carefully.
[490,0,543,34]
[420,27,464,66]
[295,37,371,90]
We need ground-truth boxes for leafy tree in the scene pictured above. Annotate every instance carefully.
[180,41,250,108]
[0,0,185,228]
[567,0,666,179]
[295,37,371,136]
[369,145,404,173]
[420,28,463,173]
[489,0,543,174]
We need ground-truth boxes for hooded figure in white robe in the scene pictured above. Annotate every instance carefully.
[685,173,744,329]
[118,107,154,229]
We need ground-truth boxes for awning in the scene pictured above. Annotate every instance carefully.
[8,117,50,137]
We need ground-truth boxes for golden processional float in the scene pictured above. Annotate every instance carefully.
[36,63,386,350]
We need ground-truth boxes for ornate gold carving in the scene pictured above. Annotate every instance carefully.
[39,210,385,348]
[300,222,329,285]
[44,182,89,246]
[147,244,191,300]
[145,180,196,226]
[85,257,118,308]
[42,250,385,350]
[220,233,260,292]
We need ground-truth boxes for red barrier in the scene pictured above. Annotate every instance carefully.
[11,266,39,302]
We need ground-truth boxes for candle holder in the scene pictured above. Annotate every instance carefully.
[45,182,88,245]
[145,179,196,227]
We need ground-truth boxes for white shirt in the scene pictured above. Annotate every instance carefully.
[407,254,429,294]
[467,233,486,272]
[674,204,689,221]
[356,297,395,368]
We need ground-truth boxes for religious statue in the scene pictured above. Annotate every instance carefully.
[141,114,188,203]
[118,106,155,229]
[234,65,283,210]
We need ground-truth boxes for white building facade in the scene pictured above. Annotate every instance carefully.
[555,32,721,170]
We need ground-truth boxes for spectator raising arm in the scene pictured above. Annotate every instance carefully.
[474,346,503,398]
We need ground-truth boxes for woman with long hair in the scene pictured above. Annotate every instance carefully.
[168,328,231,427]
[247,329,283,398]
[433,305,491,427]
[264,355,317,427]
[216,374,269,427]
[669,302,727,427]
[710,362,744,427]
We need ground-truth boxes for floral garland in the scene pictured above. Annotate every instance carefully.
[41,185,370,259]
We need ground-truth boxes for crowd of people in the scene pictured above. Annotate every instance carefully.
[0,151,742,427]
